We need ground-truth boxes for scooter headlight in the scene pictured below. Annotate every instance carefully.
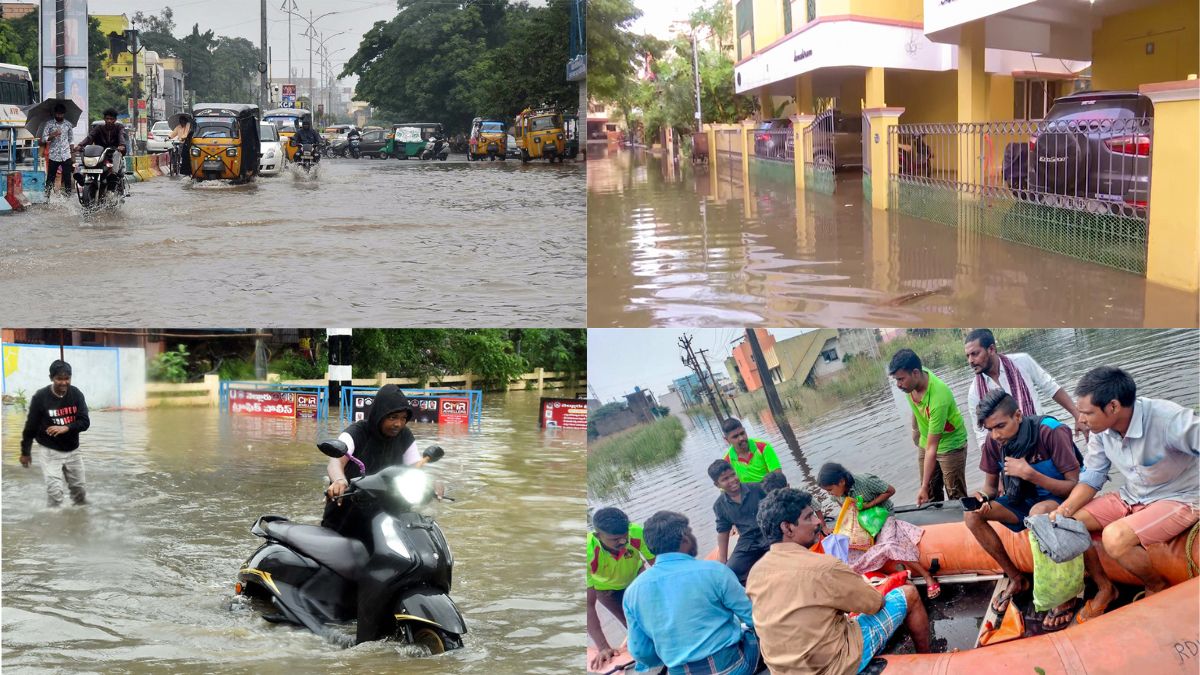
[393,470,430,505]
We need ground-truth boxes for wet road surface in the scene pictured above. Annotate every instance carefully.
[587,149,1198,327]
[3,391,585,673]
[1,156,584,326]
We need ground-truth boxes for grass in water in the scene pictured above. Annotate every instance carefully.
[588,416,686,500]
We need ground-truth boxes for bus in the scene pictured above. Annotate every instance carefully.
[0,63,36,166]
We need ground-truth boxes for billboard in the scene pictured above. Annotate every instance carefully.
[228,388,296,419]
[295,393,319,419]
[351,391,472,425]
[281,83,296,109]
[539,397,588,429]
[40,0,91,140]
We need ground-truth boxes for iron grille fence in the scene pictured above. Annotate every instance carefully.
[887,117,1152,274]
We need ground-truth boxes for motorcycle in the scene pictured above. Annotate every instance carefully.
[72,145,125,211]
[898,134,933,178]
[294,142,320,172]
[419,136,450,161]
[236,442,465,652]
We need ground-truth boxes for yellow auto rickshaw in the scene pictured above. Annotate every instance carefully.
[263,107,312,162]
[513,108,566,163]
[468,117,507,161]
[187,103,261,182]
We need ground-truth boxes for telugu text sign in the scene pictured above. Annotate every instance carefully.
[229,389,296,419]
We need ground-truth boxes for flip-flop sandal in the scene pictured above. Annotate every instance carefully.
[1075,598,1109,624]
[1131,590,1147,603]
[990,584,1022,615]
[927,582,942,599]
[1042,600,1077,632]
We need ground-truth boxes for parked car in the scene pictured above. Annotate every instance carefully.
[359,128,390,158]
[754,118,792,160]
[146,120,172,153]
[505,133,521,159]
[258,122,283,176]
[1024,90,1153,215]
[810,112,863,170]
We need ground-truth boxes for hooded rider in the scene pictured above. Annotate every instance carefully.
[291,116,323,154]
[322,384,433,543]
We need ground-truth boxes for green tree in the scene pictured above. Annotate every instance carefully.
[585,0,641,103]
[0,12,39,89]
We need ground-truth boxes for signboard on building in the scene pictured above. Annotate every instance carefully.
[351,391,473,425]
[281,83,297,109]
[229,388,296,418]
[539,397,589,429]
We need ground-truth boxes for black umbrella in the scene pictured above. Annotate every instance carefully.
[167,112,193,130]
[24,98,83,136]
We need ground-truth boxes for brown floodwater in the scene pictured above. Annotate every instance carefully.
[587,148,1198,327]
[3,391,585,673]
[0,157,584,326]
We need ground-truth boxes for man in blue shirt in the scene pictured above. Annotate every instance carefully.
[623,511,760,675]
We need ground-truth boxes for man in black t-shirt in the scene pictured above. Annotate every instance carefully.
[20,360,91,507]
[710,459,769,585]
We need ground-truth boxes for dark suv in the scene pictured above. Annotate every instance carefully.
[754,118,793,160]
[1024,90,1153,216]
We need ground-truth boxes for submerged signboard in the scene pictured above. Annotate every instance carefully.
[229,388,296,418]
[351,392,472,425]
[539,397,588,429]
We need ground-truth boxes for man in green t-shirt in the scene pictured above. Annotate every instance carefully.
[889,349,969,505]
[722,418,782,484]
[587,507,655,671]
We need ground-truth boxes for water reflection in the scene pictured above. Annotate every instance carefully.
[2,391,584,673]
[587,150,1198,327]
[591,329,1199,557]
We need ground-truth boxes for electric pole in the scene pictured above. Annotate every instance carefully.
[260,0,269,109]
[697,347,731,418]
[745,328,801,450]
[679,334,723,420]
[127,29,140,156]
[691,29,702,132]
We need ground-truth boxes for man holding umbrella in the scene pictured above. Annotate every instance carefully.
[37,102,78,196]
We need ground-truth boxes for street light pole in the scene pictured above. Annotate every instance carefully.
[280,4,337,111]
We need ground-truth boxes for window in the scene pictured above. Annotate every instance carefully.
[807,0,816,22]
[783,0,792,34]
[736,0,754,60]
[821,348,838,362]
[1013,79,1063,120]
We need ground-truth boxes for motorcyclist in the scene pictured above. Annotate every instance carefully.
[74,108,129,193]
[322,385,440,547]
[290,117,323,159]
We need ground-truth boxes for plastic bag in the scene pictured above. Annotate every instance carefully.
[821,533,850,563]
[833,497,874,551]
[1029,530,1084,612]
[856,495,890,538]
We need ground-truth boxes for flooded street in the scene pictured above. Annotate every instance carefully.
[591,329,1199,557]
[0,157,584,326]
[587,149,1198,328]
[2,391,585,674]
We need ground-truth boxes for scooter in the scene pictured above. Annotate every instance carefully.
[73,145,125,211]
[236,442,466,652]
[419,135,450,161]
[348,135,362,159]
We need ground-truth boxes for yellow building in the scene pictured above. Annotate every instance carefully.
[92,14,149,80]
[727,0,1199,294]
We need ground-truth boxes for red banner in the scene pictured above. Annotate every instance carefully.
[229,389,296,418]
[539,397,588,429]
[439,397,471,425]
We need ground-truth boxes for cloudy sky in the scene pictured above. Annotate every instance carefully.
[631,0,703,39]
[588,329,814,402]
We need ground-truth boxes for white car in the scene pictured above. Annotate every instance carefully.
[146,120,173,153]
[258,122,283,176]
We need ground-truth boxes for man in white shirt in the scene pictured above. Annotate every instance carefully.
[964,328,1083,448]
